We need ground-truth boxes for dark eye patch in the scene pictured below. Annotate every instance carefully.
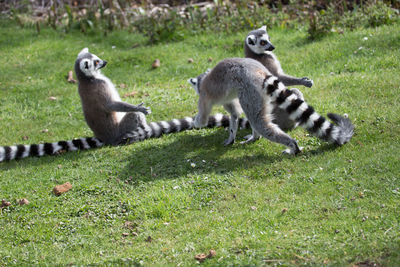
[84,61,89,69]
[260,40,267,46]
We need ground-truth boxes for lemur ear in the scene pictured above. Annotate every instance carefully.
[188,78,197,86]
[205,68,212,74]
[259,25,267,32]
[78,48,89,58]
[247,35,256,46]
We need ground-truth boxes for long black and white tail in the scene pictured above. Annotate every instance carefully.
[0,115,250,162]
[119,114,250,144]
[0,137,104,162]
[264,76,354,145]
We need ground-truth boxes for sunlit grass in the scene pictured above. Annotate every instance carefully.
[0,21,399,265]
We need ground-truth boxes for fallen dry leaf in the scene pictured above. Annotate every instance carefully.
[187,58,194,63]
[195,250,216,262]
[49,96,57,101]
[119,83,127,89]
[194,253,207,262]
[282,208,288,214]
[208,249,216,258]
[208,57,213,62]
[18,198,29,205]
[123,91,138,98]
[22,136,29,141]
[122,232,129,237]
[1,199,11,208]
[152,59,160,68]
[67,71,76,83]
[53,182,72,196]
[145,236,152,243]
[41,129,49,133]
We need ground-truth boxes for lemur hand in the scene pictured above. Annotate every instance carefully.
[137,102,151,115]
[301,77,313,88]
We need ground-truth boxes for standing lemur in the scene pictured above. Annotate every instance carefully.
[244,25,314,132]
[188,58,354,155]
[0,48,250,162]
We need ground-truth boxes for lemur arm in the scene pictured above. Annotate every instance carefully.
[275,74,313,88]
[106,101,151,114]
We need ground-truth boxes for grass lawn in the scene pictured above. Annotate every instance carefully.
[0,20,399,265]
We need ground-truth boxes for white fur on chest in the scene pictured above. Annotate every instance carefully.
[95,72,124,122]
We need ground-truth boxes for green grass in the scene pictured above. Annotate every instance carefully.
[0,20,399,266]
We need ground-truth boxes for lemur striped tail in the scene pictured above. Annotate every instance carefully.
[120,114,250,144]
[0,137,104,162]
[0,114,250,162]
[264,76,354,145]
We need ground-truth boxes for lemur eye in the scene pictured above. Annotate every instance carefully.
[260,40,267,46]
[94,60,100,66]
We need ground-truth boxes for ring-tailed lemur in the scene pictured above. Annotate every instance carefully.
[245,26,314,132]
[245,26,313,88]
[0,49,250,162]
[188,58,354,154]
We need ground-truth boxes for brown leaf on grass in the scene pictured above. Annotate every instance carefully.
[18,198,29,205]
[188,58,194,63]
[67,71,76,83]
[41,129,49,133]
[208,249,216,258]
[282,208,288,214]
[53,182,72,196]
[123,91,138,98]
[208,57,213,62]
[152,59,160,69]
[194,253,207,262]
[195,250,216,262]
[1,199,11,208]
[22,136,29,141]
[145,236,152,243]
[49,96,57,101]
[122,232,129,237]
[119,83,127,89]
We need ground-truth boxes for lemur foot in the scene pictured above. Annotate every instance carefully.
[240,134,260,144]
[301,77,313,88]
[282,146,303,155]
[223,138,235,146]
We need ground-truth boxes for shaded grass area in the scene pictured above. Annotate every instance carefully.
[0,21,399,265]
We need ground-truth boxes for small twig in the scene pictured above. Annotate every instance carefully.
[384,227,392,235]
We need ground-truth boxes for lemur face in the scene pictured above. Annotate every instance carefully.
[188,69,211,95]
[76,48,108,78]
[246,26,275,54]
[188,77,200,95]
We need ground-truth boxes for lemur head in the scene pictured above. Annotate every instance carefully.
[75,48,108,80]
[187,69,211,95]
[245,25,275,55]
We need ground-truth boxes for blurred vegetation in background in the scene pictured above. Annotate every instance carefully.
[1,0,399,42]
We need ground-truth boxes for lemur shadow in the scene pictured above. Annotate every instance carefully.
[118,128,338,183]
[118,129,283,183]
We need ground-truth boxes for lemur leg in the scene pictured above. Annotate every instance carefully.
[194,97,213,128]
[239,94,301,154]
[251,118,301,155]
[241,128,261,144]
[223,99,243,146]
[115,112,148,145]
